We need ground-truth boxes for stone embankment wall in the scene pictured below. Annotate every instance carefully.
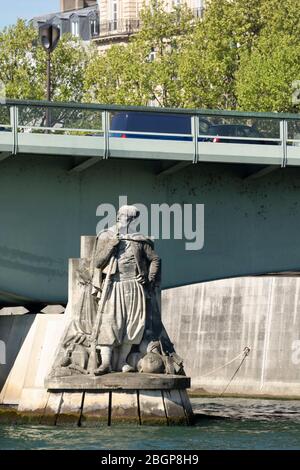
[163,275,300,398]
[1,275,300,402]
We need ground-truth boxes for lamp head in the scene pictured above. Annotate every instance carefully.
[39,23,60,53]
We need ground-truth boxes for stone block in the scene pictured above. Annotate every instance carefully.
[41,392,63,425]
[139,390,167,425]
[162,389,187,425]
[18,387,49,423]
[40,305,65,315]
[0,306,29,316]
[46,372,190,391]
[111,391,139,425]
[56,392,84,425]
[0,314,36,402]
[81,392,109,426]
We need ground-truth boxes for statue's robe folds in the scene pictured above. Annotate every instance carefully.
[92,229,161,348]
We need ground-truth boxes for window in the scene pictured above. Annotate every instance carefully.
[71,19,79,37]
[148,48,156,62]
[111,0,118,31]
[90,18,99,36]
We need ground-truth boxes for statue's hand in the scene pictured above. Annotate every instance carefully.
[112,234,120,246]
[148,274,157,290]
[136,274,147,285]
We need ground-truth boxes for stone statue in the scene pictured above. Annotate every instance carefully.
[49,205,184,379]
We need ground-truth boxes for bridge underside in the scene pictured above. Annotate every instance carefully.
[1,153,300,305]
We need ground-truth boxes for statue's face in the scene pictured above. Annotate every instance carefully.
[118,213,135,228]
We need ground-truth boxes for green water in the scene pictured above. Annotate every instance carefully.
[0,398,300,450]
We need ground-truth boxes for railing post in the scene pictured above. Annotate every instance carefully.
[102,110,110,159]
[192,115,199,164]
[10,105,18,155]
[280,119,288,167]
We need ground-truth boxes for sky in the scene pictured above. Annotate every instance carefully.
[0,0,60,30]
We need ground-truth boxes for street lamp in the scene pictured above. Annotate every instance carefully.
[39,24,60,102]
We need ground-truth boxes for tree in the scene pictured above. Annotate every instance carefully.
[84,1,195,107]
[236,0,300,112]
[83,43,149,106]
[0,19,91,102]
[179,0,264,109]
[0,20,44,100]
[236,33,300,113]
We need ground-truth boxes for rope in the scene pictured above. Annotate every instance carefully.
[219,347,251,396]
[201,347,250,378]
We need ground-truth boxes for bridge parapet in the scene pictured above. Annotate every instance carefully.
[0,100,300,167]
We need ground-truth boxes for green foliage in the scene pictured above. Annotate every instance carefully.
[235,0,300,112]
[0,19,91,102]
[236,34,300,113]
[179,0,264,109]
[84,0,195,107]
[0,20,44,99]
[2,2,300,113]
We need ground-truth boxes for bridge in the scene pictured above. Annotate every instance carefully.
[0,100,300,168]
[0,99,300,305]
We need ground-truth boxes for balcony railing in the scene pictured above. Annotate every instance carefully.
[97,18,140,38]
[94,7,205,40]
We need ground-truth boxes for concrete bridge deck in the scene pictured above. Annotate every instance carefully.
[0,100,300,305]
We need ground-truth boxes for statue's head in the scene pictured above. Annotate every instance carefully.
[117,205,139,229]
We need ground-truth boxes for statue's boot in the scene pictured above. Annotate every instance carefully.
[117,344,134,372]
[94,346,112,376]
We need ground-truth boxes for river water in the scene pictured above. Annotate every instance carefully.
[0,398,300,450]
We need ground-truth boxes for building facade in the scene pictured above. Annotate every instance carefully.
[95,0,205,48]
[32,1,99,42]
[32,0,205,47]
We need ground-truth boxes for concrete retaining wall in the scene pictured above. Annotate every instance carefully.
[162,275,300,397]
[0,313,66,405]
[1,275,300,401]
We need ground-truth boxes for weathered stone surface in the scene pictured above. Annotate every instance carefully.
[18,387,49,419]
[80,236,96,259]
[0,315,37,404]
[111,391,139,424]
[139,390,167,425]
[163,389,187,425]
[46,372,190,391]
[0,307,29,316]
[41,392,63,425]
[179,389,194,424]
[162,276,300,397]
[9,314,67,410]
[40,305,65,315]
[56,392,83,425]
[81,392,109,426]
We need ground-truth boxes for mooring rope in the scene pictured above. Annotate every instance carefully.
[219,347,251,396]
[201,347,251,378]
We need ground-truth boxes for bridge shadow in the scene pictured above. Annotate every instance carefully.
[0,314,36,396]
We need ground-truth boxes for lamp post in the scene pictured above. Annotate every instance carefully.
[39,24,60,126]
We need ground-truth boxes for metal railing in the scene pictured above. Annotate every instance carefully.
[97,18,140,37]
[0,99,300,165]
[94,7,205,39]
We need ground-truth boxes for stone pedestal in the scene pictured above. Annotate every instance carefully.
[43,373,193,426]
